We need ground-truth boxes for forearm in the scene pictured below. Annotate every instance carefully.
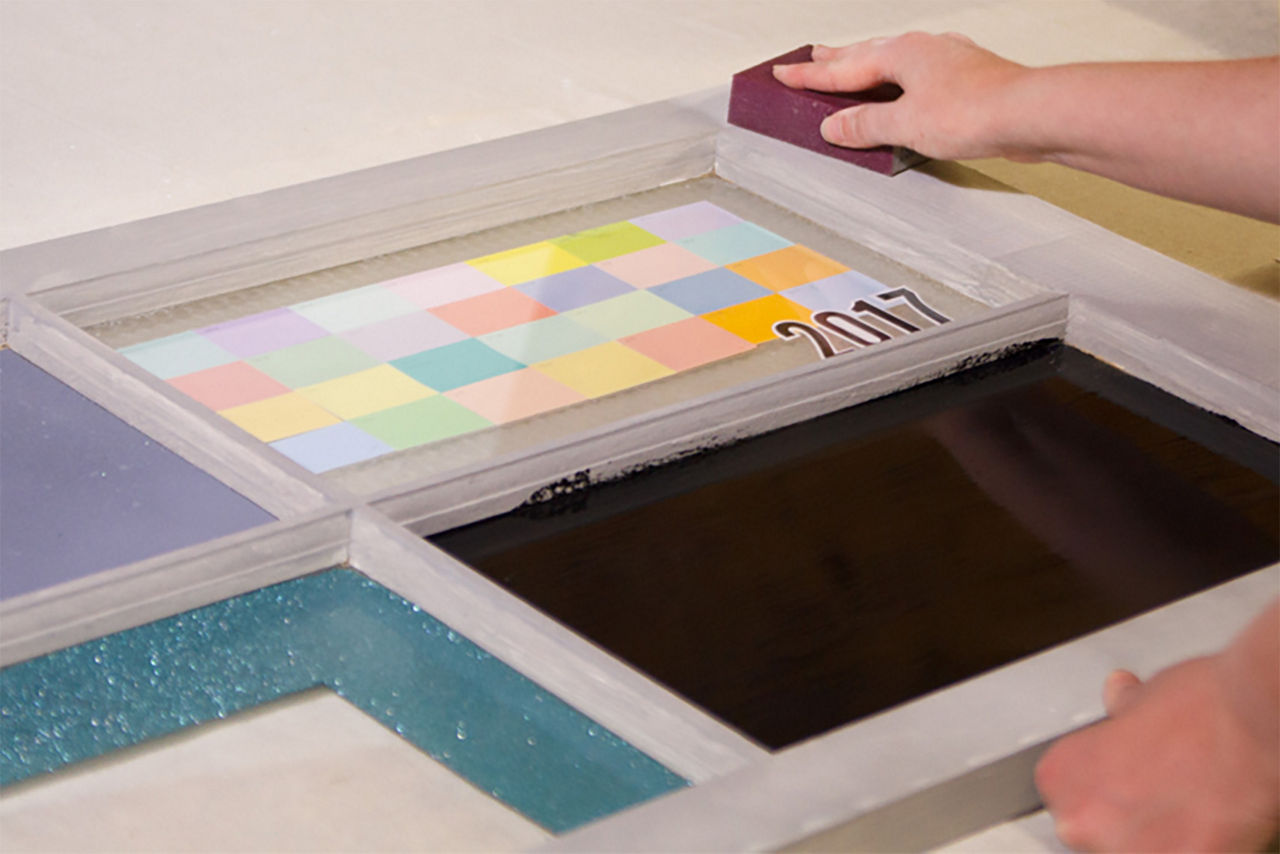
[992,58,1280,221]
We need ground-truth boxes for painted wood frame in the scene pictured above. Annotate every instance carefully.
[1,86,1276,849]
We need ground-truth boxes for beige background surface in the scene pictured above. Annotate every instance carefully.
[0,2,1276,851]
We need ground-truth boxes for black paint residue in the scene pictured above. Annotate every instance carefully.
[432,345,1279,749]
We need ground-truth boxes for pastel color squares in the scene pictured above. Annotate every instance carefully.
[728,245,848,291]
[468,242,585,285]
[622,318,754,371]
[678,222,792,266]
[630,202,743,241]
[297,365,434,420]
[353,397,492,449]
[535,342,673,399]
[563,291,692,340]
[249,337,380,388]
[650,269,771,315]
[514,266,634,312]
[430,288,556,336]
[782,270,891,312]
[270,422,392,472]
[392,339,524,392]
[202,309,328,358]
[121,332,236,379]
[221,393,340,443]
[291,286,421,333]
[168,361,289,411]
[480,315,605,364]
[445,369,585,424]
[550,222,664,263]
[123,202,893,474]
[595,243,718,289]
[384,263,504,308]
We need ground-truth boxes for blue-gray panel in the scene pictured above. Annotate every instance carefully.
[0,350,275,599]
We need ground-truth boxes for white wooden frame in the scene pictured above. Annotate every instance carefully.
[1,87,1276,850]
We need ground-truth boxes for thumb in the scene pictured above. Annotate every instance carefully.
[820,103,900,150]
[1102,669,1143,717]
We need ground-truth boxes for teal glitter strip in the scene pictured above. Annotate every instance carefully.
[0,569,687,832]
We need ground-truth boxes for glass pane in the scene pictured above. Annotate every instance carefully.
[432,344,1280,748]
[87,177,993,495]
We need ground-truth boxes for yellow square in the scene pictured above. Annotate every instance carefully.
[298,364,435,420]
[220,393,341,442]
[467,241,586,286]
[727,245,848,291]
[702,294,812,344]
[534,341,673,398]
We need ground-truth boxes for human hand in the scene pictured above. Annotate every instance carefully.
[1035,655,1280,852]
[771,33,1032,161]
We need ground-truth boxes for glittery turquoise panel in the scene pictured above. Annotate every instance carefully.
[0,569,687,831]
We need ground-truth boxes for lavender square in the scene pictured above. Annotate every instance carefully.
[514,266,634,312]
[384,263,505,309]
[339,311,469,362]
[200,308,329,358]
[630,202,744,242]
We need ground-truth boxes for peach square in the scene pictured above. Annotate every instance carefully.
[429,288,556,336]
[620,317,755,371]
[169,361,290,411]
[727,245,849,291]
[444,368,585,424]
[594,243,718,288]
[702,294,813,344]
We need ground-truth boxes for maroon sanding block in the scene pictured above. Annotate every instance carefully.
[728,45,927,176]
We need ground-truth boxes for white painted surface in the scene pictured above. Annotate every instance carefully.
[0,690,550,852]
[0,0,1261,251]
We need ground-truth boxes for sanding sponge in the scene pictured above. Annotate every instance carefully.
[728,45,927,176]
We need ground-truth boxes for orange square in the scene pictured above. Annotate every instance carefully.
[702,294,812,344]
[727,245,848,291]
[429,288,556,336]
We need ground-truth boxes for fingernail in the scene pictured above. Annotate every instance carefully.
[819,114,841,143]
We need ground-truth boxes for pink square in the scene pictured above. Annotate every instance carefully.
[595,243,718,288]
[168,361,291,411]
[339,311,468,361]
[444,368,585,424]
[620,317,754,371]
[429,288,556,336]
[384,263,504,309]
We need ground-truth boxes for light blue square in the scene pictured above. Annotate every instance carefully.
[676,222,792,266]
[782,271,889,312]
[479,315,605,364]
[269,422,392,473]
[292,285,422,333]
[650,269,772,315]
[119,332,237,379]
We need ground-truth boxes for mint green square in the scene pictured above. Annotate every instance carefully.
[551,222,664,264]
[248,336,379,388]
[563,290,692,340]
[352,396,491,449]
[479,315,604,364]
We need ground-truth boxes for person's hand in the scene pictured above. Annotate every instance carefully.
[1036,654,1280,851]
[771,33,1032,161]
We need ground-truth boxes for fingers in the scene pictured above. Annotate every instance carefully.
[820,103,901,150]
[1103,669,1144,717]
[773,40,894,93]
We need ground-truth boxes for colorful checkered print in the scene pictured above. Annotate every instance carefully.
[121,203,888,473]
